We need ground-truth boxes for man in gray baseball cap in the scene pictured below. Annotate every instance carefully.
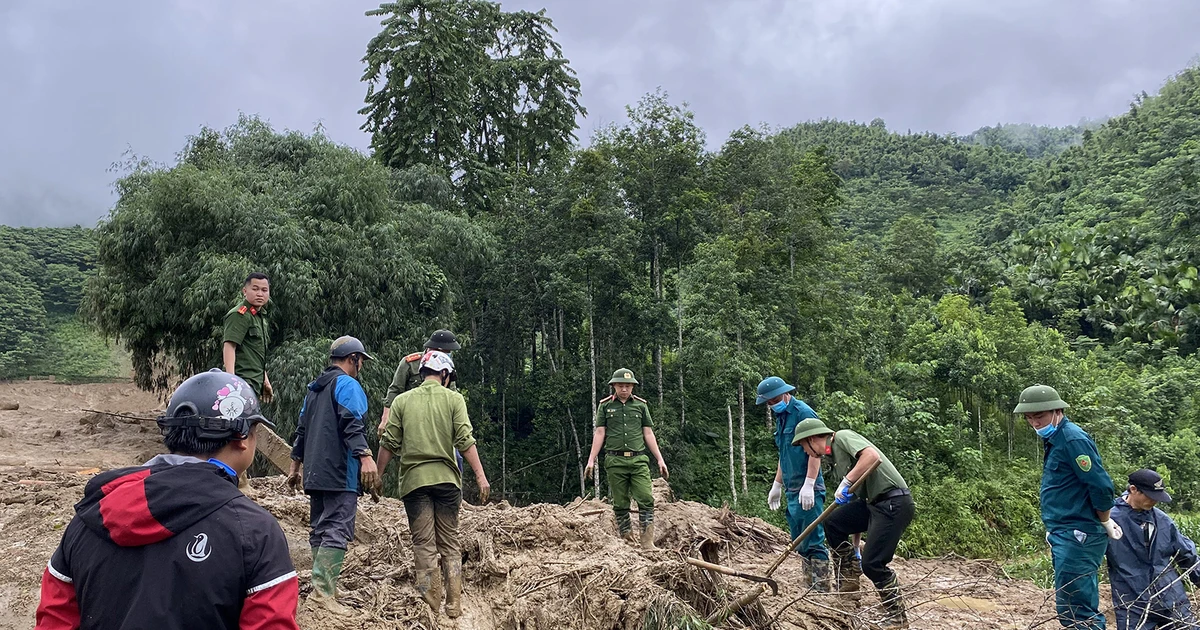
[288,335,378,614]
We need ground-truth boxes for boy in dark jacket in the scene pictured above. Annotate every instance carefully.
[35,369,298,630]
[1106,469,1200,630]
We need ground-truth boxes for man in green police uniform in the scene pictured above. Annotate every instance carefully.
[793,418,914,629]
[1015,384,1118,630]
[222,272,273,402]
[376,330,461,436]
[584,368,669,550]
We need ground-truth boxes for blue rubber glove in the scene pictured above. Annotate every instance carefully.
[834,478,854,505]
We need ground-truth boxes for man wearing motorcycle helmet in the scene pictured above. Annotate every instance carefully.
[35,369,298,630]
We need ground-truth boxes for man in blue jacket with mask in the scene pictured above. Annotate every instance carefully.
[757,376,829,591]
[1106,469,1200,630]
[1015,384,1120,630]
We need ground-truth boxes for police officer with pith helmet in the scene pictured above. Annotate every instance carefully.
[1015,384,1118,630]
[378,330,462,435]
[584,368,669,549]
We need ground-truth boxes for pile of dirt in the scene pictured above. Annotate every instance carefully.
[0,465,1072,630]
[0,382,1075,629]
[251,477,850,629]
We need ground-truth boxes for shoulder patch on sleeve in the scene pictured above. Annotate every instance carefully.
[404,352,422,362]
[632,395,647,403]
[1075,454,1092,472]
[237,306,248,315]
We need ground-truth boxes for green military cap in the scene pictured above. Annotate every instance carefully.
[608,368,639,385]
[1012,384,1069,414]
[424,329,461,351]
[791,418,834,445]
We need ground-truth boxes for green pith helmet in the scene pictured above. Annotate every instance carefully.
[424,329,461,351]
[1012,384,1070,414]
[608,368,639,385]
[791,418,834,446]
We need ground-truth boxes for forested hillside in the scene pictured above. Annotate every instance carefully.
[963,122,1089,159]
[984,67,1200,356]
[779,120,1034,235]
[0,226,124,379]
[9,0,1200,564]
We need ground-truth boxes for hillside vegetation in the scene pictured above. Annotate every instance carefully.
[7,1,1200,563]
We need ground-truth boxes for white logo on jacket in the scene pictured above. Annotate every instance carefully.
[186,533,212,562]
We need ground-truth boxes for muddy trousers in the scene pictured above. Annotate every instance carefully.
[402,483,462,570]
[403,483,463,615]
[605,455,654,534]
[824,494,914,588]
[1049,529,1107,630]
[308,490,358,550]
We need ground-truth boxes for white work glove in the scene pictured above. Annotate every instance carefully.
[768,480,783,511]
[1102,519,1124,540]
[799,478,816,511]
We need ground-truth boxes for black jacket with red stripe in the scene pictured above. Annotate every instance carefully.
[36,455,299,630]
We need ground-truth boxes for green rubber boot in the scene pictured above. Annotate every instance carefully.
[307,547,354,616]
[832,543,862,606]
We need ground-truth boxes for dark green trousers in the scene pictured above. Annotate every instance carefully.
[605,454,654,533]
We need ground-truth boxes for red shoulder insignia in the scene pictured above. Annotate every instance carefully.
[599,395,614,403]
[404,352,422,362]
[632,395,647,403]
[237,306,248,315]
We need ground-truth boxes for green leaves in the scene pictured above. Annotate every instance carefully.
[84,117,485,395]
[360,0,584,211]
[0,227,98,378]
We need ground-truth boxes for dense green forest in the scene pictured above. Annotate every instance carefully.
[6,1,1200,566]
[0,226,124,379]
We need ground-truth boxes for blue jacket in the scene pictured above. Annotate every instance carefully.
[773,398,825,494]
[1040,417,1114,535]
[291,366,371,493]
[1107,495,1200,626]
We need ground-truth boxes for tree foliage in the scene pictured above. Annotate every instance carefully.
[0,226,101,379]
[84,116,491,406]
[360,0,585,210]
[53,18,1200,564]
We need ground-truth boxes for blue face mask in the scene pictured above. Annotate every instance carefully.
[771,399,789,414]
[1035,423,1057,439]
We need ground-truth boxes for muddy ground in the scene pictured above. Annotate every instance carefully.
[0,381,1101,629]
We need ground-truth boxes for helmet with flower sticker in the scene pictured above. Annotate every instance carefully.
[156,368,274,439]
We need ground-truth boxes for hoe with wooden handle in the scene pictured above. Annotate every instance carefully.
[687,460,881,625]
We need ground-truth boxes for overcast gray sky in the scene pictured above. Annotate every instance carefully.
[2,0,1197,227]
